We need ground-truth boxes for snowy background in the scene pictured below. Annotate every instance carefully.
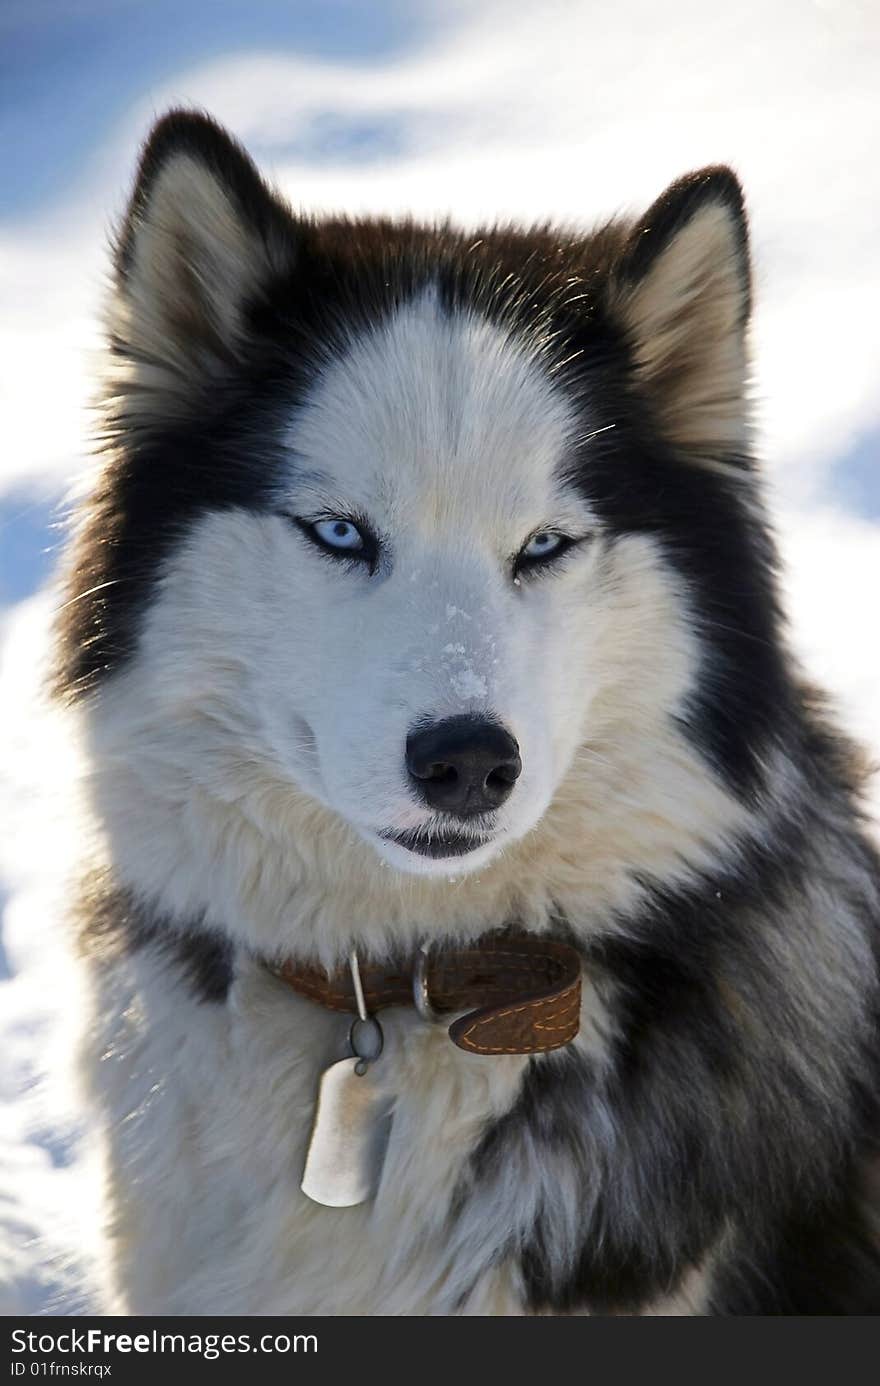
[1,0,878,1315]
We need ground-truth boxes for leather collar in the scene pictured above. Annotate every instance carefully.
[274,933,582,1056]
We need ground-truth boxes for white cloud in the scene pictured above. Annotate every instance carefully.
[777,504,880,823]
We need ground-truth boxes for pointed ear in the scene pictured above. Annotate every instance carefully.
[110,110,297,421]
[610,167,751,460]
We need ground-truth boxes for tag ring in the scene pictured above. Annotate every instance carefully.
[349,1016,384,1074]
[349,948,383,1074]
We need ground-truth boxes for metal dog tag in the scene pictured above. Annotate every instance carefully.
[300,950,392,1208]
[300,1053,391,1207]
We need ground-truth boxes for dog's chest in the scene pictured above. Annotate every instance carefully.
[89,951,529,1314]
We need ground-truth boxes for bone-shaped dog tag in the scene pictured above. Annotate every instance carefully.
[300,1053,391,1207]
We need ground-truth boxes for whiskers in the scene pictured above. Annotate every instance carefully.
[54,578,127,613]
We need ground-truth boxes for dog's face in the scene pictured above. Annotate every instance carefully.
[60,114,775,890]
[240,291,602,875]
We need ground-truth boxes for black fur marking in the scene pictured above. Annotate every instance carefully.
[559,364,794,799]
[710,1177,880,1314]
[469,811,880,1315]
[168,927,235,1004]
[79,876,234,1004]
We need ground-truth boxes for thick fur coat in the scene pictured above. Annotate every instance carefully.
[58,111,880,1314]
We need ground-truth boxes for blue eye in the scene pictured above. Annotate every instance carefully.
[513,529,581,579]
[311,518,365,552]
[290,512,379,570]
[521,531,565,560]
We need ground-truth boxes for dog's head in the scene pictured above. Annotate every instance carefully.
[59,112,782,891]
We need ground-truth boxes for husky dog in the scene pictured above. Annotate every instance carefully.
[57,110,880,1315]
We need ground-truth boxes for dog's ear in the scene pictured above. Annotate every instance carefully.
[610,168,751,460]
[110,110,296,420]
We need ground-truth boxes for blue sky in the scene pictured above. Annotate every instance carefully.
[0,0,878,1314]
[0,1,429,215]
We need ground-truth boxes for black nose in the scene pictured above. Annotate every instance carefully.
[406,716,522,816]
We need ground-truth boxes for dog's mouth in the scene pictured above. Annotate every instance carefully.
[379,828,491,859]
